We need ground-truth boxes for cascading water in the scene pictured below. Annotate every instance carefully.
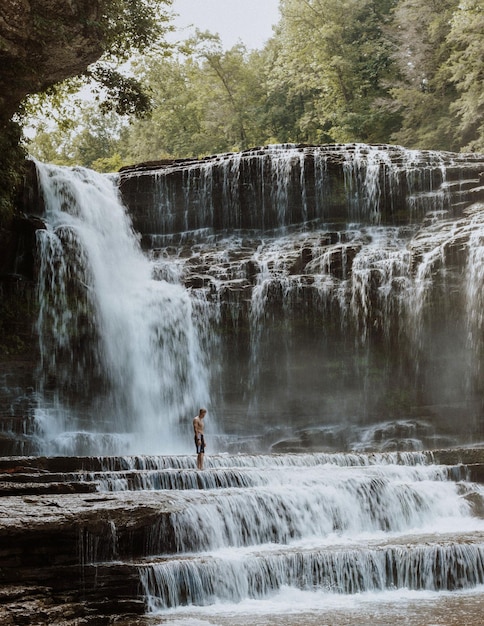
[28,144,484,456]
[5,145,484,624]
[66,450,484,624]
[118,143,484,453]
[34,161,211,455]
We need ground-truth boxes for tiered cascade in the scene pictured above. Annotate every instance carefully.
[1,143,483,624]
[121,143,484,453]
[2,450,484,624]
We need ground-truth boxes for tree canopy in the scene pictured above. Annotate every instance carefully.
[26,0,484,171]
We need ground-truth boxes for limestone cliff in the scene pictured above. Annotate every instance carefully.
[0,0,104,120]
[0,0,109,233]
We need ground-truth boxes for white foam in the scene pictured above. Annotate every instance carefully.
[34,161,211,456]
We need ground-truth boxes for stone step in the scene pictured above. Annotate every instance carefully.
[442,178,482,191]
[0,465,477,499]
[138,532,484,609]
[1,448,484,623]
[1,448,483,484]
[0,572,145,624]
[0,490,182,564]
[0,480,96,495]
[4,525,484,616]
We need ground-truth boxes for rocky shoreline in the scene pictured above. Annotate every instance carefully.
[0,485,178,624]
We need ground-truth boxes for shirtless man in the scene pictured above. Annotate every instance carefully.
[193,408,207,470]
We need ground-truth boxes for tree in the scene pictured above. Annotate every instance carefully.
[27,104,128,171]
[23,0,174,120]
[265,0,399,144]
[445,0,484,151]
[123,53,205,161]
[124,34,273,160]
[18,0,484,176]
[254,37,304,144]
[186,32,271,152]
[0,0,173,221]
[388,0,460,150]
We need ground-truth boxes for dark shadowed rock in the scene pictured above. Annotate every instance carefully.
[0,0,104,119]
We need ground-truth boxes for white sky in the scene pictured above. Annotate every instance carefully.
[170,0,281,50]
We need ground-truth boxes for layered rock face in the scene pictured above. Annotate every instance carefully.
[1,448,484,624]
[0,166,43,457]
[2,146,484,624]
[118,144,484,452]
[0,0,108,458]
[120,144,484,234]
[2,144,484,456]
[0,455,174,625]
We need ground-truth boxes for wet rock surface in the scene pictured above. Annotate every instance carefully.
[5,146,484,458]
[0,448,484,624]
[0,460,181,625]
[119,143,484,238]
[116,145,484,441]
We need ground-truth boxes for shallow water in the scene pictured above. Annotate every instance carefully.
[150,587,484,625]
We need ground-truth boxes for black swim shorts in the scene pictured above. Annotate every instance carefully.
[195,434,205,454]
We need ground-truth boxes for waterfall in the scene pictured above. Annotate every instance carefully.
[465,208,484,391]
[34,161,211,455]
[117,143,484,452]
[4,445,484,623]
[27,144,484,456]
[6,145,484,625]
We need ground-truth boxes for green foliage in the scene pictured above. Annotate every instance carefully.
[388,0,461,150]
[22,0,173,126]
[444,0,484,151]
[27,104,127,170]
[124,34,275,161]
[0,120,25,225]
[185,31,270,151]
[265,0,400,144]
[85,66,152,116]
[124,53,206,161]
[119,0,404,157]
[91,153,126,173]
[0,0,174,220]
[96,0,173,61]
[24,0,484,166]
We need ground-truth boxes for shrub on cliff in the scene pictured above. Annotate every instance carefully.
[0,0,173,220]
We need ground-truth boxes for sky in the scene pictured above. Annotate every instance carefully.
[170,0,281,50]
